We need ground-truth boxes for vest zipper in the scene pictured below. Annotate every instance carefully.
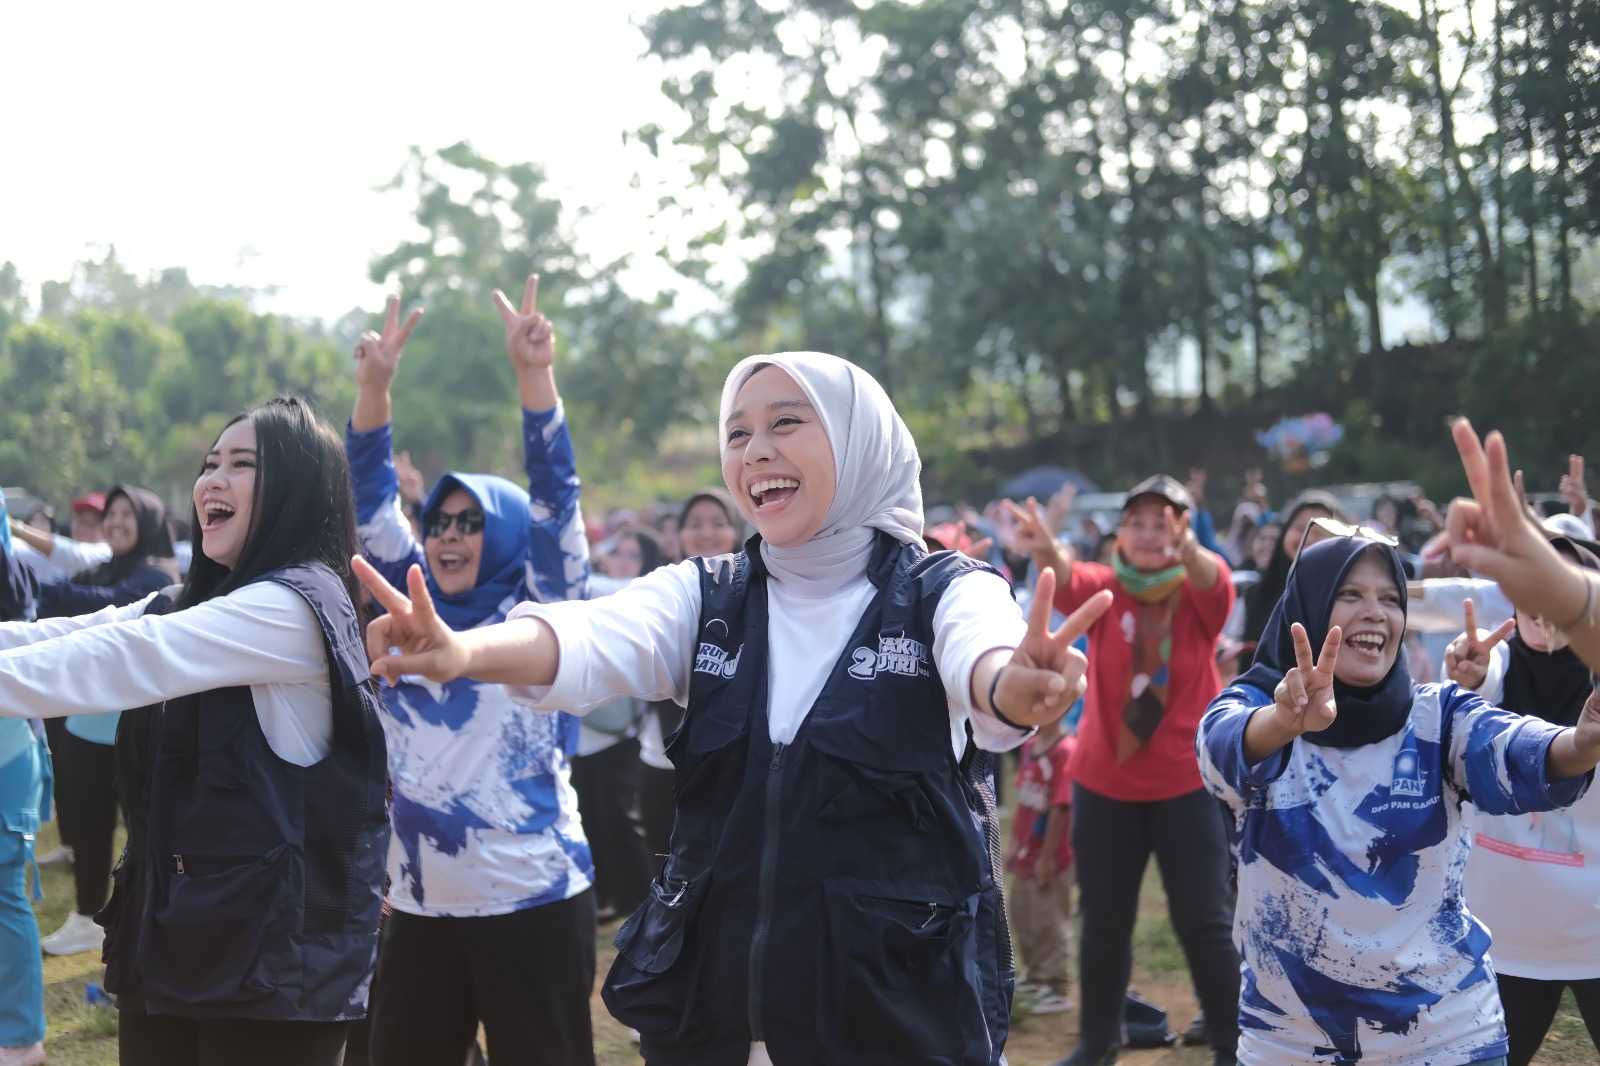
[173,853,185,875]
[747,741,785,1041]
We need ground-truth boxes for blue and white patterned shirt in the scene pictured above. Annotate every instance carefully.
[348,407,594,917]
[1199,682,1588,1065]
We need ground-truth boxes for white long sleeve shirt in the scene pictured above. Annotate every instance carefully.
[0,583,332,766]
[1461,645,1600,980]
[508,558,1032,764]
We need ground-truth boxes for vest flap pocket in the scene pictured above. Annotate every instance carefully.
[148,843,302,1006]
[614,871,710,974]
[817,877,987,1059]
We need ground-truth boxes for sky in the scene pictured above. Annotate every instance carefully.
[2,1,686,322]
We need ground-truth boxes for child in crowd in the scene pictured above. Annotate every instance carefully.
[1009,714,1076,1015]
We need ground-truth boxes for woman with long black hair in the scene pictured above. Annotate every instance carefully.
[0,396,388,1066]
[29,485,178,958]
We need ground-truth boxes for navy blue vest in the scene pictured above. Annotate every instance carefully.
[603,534,1016,1065]
[101,563,389,1022]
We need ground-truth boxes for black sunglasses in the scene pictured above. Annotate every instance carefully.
[426,508,485,538]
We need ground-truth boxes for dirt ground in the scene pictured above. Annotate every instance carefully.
[31,821,1597,1064]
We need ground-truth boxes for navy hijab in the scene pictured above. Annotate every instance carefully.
[1237,536,1414,748]
[420,472,531,630]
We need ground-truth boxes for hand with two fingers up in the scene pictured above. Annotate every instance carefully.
[1442,598,1516,691]
[1243,623,1342,761]
[354,557,471,686]
[988,568,1113,728]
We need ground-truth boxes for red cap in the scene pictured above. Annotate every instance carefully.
[72,493,107,515]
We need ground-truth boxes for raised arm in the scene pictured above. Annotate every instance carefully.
[1446,421,1600,671]
[1004,496,1072,587]
[348,295,427,587]
[493,274,591,603]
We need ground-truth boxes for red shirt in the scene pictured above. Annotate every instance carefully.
[1009,732,1074,876]
[1055,557,1233,802]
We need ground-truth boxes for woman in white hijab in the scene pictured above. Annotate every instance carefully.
[355,353,1111,1066]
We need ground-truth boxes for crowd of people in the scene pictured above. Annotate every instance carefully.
[0,279,1597,1066]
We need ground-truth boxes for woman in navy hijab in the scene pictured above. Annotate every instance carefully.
[1198,532,1600,1066]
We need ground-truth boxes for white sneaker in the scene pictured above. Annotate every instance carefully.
[34,844,73,867]
[40,911,103,957]
[0,1042,45,1066]
[1031,991,1074,1015]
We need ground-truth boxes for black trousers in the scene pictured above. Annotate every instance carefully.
[570,738,652,914]
[1071,783,1241,1056]
[118,1011,349,1066]
[53,726,117,915]
[368,890,597,1066]
[1498,972,1600,1066]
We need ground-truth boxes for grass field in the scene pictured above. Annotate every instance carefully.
[28,819,1597,1064]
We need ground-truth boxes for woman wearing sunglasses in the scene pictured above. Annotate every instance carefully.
[1198,527,1600,1066]
[345,279,597,1066]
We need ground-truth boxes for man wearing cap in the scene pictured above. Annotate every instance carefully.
[1020,475,1241,1066]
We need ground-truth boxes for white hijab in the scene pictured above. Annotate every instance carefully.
[718,352,924,596]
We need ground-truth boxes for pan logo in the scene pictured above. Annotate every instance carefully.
[1391,748,1426,797]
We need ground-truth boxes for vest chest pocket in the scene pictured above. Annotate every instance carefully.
[146,843,302,1007]
[807,696,952,830]
[603,870,715,1043]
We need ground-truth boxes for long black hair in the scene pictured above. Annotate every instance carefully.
[178,396,362,614]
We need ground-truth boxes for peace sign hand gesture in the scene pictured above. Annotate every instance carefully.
[1442,598,1516,691]
[1445,420,1585,625]
[353,557,470,685]
[1002,497,1056,556]
[991,569,1113,727]
[492,274,555,375]
[354,295,424,392]
[1269,623,1341,737]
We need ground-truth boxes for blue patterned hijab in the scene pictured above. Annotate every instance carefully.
[421,473,531,630]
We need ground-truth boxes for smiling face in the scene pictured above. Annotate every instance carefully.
[194,418,258,570]
[721,366,836,548]
[680,498,738,558]
[103,495,140,556]
[1116,497,1182,572]
[424,488,484,596]
[1328,551,1406,687]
